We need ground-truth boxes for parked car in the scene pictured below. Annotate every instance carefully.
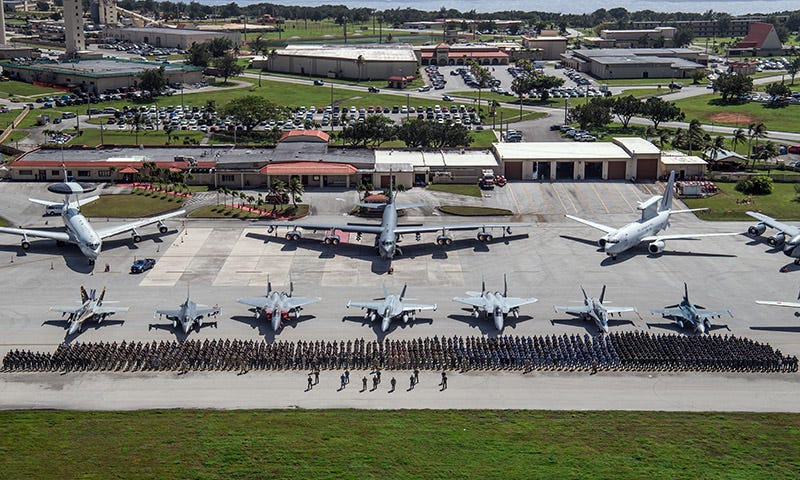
[368,86,380,92]
[313,80,324,86]
[130,258,156,274]
[787,145,800,154]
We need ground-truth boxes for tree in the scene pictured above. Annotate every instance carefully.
[138,67,166,95]
[611,95,642,129]
[747,122,768,168]
[270,179,287,210]
[163,124,175,145]
[673,27,694,47]
[641,97,684,130]
[288,177,304,207]
[765,82,791,103]
[787,57,800,86]
[214,54,243,83]
[568,98,612,130]
[529,75,564,102]
[731,128,747,153]
[355,54,365,82]
[510,75,535,119]
[36,1,49,11]
[208,37,233,57]
[713,73,753,102]
[686,119,706,155]
[396,118,430,148]
[186,42,211,67]
[690,70,707,85]
[339,115,396,147]
[221,95,286,131]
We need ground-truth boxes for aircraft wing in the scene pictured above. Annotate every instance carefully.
[554,305,591,314]
[393,222,529,235]
[605,306,637,314]
[0,227,72,242]
[400,302,437,312]
[94,210,185,239]
[746,212,800,237]
[642,232,742,242]
[651,308,686,318]
[95,306,129,315]
[564,215,617,234]
[195,307,221,317]
[155,309,181,318]
[755,300,800,309]
[347,300,385,310]
[698,310,734,319]
[504,297,538,309]
[285,297,321,309]
[453,296,488,309]
[265,222,383,235]
[50,306,81,314]
[237,297,267,309]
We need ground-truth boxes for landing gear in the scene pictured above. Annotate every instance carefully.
[21,240,31,250]
[132,229,142,243]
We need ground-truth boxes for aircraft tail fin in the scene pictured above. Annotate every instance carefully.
[580,286,588,300]
[600,285,607,303]
[80,285,89,303]
[797,288,799,301]
[186,284,191,302]
[503,274,508,297]
[683,282,689,303]
[289,273,294,297]
[481,275,486,296]
[660,170,676,212]
[400,284,408,300]
[387,167,394,203]
[62,163,69,183]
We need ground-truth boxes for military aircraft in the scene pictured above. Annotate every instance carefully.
[746,212,800,265]
[261,172,528,259]
[565,171,740,259]
[452,274,538,331]
[237,275,321,332]
[554,286,637,333]
[49,286,129,335]
[152,287,221,334]
[346,283,437,333]
[0,167,184,263]
[651,283,733,334]
[755,289,800,314]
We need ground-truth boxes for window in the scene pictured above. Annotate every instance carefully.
[98,170,111,177]
[51,170,60,176]
[221,175,234,182]
[77,170,90,177]
[18,170,33,176]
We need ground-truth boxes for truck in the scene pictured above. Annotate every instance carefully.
[478,169,508,189]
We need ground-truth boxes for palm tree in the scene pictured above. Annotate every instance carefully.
[787,57,800,86]
[288,177,304,207]
[705,135,726,166]
[270,179,287,211]
[748,122,767,169]
[731,128,747,154]
[686,119,705,155]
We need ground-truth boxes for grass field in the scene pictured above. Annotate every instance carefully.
[673,94,800,133]
[427,184,482,197]
[68,128,206,147]
[80,192,187,218]
[438,205,513,216]
[0,80,64,98]
[0,410,797,479]
[683,182,800,221]
[189,204,308,219]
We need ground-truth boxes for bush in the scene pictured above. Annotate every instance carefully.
[735,176,773,195]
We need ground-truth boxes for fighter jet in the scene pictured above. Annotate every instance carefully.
[746,212,800,265]
[346,283,437,333]
[49,286,129,335]
[755,289,800,314]
[0,166,184,263]
[152,287,221,334]
[237,275,321,332]
[453,274,538,331]
[554,286,636,333]
[651,283,733,334]
[565,171,740,259]
[262,171,528,260]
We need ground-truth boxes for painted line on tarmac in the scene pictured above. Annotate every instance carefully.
[506,183,522,215]
[549,183,572,214]
[612,182,635,211]
[588,183,610,214]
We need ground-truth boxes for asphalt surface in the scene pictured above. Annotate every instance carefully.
[0,181,798,411]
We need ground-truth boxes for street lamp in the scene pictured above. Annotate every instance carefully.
[343,16,348,44]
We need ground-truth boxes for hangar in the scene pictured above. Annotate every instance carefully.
[493,138,661,181]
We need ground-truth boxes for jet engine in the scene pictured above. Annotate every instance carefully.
[768,233,786,247]
[436,235,453,246]
[369,311,377,322]
[285,230,301,241]
[21,240,31,250]
[477,232,493,242]
[292,309,301,319]
[402,313,409,323]
[598,236,608,248]
[748,223,766,236]
[323,234,340,245]
[131,229,142,243]
[512,309,519,319]
[648,240,666,254]
[158,222,168,234]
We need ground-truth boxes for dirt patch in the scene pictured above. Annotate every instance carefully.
[710,112,756,124]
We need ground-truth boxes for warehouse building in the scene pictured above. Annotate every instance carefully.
[251,44,418,82]
[561,48,707,80]
[415,42,510,66]
[582,27,677,49]
[521,30,568,60]
[104,27,241,49]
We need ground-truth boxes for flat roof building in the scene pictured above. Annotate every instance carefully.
[583,27,676,49]
[561,48,707,80]
[415,43,510,66]
[0,58,204,94]
[104,27,241,49]
[521,34,567,60]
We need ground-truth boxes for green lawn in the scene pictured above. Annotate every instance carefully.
[438,205,514,216]
[68,128,206,147]
[0,80,64,98]
[188,204,308,219]
[0,410,797,479]
[426,183,482,197]
[80,192,187,218]
[673,94,800,133]
[683,182,800,221]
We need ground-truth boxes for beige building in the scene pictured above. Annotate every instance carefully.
[659,151,708,178]
[252,44,418,81]
[583,27,676,49]
[561,48,707,80]
[521,33,568,60]
[105,27,241,49]
[63,0,86,56]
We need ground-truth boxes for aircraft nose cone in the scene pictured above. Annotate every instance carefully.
[68,322,80,335]
[381,318,391,332]
[271,315,281,332]
[183,322,191,334]
[494,315,504,331]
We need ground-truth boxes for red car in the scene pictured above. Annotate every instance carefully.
[788,145,800,154]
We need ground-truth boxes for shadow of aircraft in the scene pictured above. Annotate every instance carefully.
[148,321,218,342]
[448,309,534,337]
[341,314,434,342]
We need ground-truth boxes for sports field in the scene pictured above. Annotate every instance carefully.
[0,410,797,479]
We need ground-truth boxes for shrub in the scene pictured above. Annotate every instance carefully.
[736,176,773,195]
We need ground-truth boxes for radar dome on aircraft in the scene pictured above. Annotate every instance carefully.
[47,181,97,195]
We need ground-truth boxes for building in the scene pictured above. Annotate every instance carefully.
[104,27,241,49]
[251,44,418,82]
[415,43,509,66]
[91,0,119,26]
[561,48,707,80]
[727,60,759,75]
[728,22,784,57]
[0,45,39,59]
[703,148,746,170]
[0,58,204,93]
[632,15,788,37]
[521,32,567,60]
[63,0,85,56]
[493,137,662,181]
[0,1,6,46]
[582,27,676,49]
[659,151,708,178]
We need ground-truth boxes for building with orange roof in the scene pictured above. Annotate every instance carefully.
[728,22,784,57]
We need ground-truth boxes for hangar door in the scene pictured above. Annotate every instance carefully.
[380,175,395,188]
[636,159,658,181]
[584,162,603,179]
[607,161,626,179]
[504,161,523,180]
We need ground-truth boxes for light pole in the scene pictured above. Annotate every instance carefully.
[406,93,410,119]
[343,15,348,44]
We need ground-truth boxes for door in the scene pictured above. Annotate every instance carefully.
[556,161,574,180]
[636,159,658,180]
[584,162,603,180]
[607,161,626,179]
[504,161,523,180]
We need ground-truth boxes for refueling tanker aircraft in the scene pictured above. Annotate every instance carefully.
[346,282,437,333]
[565,171,741,259]
[261,172,528,259]
[746,212,800,265]
[0,167,184,263]
[49,286,129,335]
[237,275,321,332]
[452,274,538,331]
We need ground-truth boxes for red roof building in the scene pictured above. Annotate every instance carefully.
[415,44,510,66]
[729,22,784,56]
[278,130,330,143]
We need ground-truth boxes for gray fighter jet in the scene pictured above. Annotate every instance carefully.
[49,286,129,335]
[746,212,800,265]
[453,274,538,331]
[237,275,321,332]
[347,283,437,333]
[554,286,637,333]
[755,289,800,314]
[152,288,221,334]
[651,283,733,334]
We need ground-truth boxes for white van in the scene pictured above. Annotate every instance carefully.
[45,204,63,216]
